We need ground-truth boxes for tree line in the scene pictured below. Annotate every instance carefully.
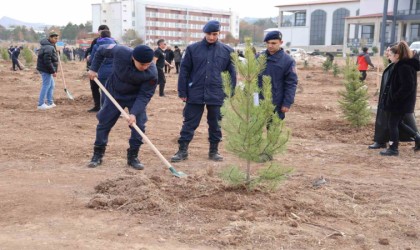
[0,21,93,43]
[1,18,276,45]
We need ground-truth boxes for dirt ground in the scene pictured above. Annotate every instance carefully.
[0,56,419,250]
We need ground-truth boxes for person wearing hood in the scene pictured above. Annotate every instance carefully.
[89,30,116,106]
[171,20,237,163]
[36,32,59,110]
[85,24,109,113]
[357,47,375,81]
[379,41,420,156]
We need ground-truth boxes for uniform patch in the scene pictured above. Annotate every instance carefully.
[107,44,116,50]
[292,67,297,74]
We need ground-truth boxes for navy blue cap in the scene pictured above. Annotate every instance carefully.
[132,45,154,63]
[203,20,220,33]
[264,30,282,42]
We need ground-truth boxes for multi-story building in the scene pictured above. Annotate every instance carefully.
[92,0,239,45]
[274,0,420,54]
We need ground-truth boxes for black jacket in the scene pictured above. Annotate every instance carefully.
[36,38,58,74]
[381,58,420,113]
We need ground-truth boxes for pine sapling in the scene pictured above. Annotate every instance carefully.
[332,62,340,77]
[220,39,292,191]
[338,57,371,127]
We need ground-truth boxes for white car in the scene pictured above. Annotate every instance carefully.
[409,41,420,53]
[289,48,306,55]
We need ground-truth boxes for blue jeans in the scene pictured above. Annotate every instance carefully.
[38,71,55,106]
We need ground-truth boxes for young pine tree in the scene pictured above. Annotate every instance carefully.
[338,57,371,127]
[220,40,291,191]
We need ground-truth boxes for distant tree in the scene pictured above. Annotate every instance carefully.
[239,20,253,42]
[130,38,144,47]
[222,32,239,45]
[22,47,34,66]
[122,29,138,44]
[61,22,79,43]
[84,21,93,33]
[239,18,277,43]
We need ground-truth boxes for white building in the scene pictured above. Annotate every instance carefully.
[92,0,239,45]
[275,0,420,54]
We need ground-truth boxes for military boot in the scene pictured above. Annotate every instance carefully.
[414,134,420,151]
[380,142,399,156]
[209,142,223,161]
[88,145,106,168]
[171,141,189,162]
[127,147,144,170]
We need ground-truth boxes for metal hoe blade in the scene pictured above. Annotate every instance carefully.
[64,88,74,100]
[169,167,187,178]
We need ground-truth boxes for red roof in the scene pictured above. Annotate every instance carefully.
[275,0,359,8]
[346,12,393,19]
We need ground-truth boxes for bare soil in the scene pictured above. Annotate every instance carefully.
[0,58,419,250]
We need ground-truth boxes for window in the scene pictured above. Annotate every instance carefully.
[295,12,306,26]
[411,24,420,41]
[310,10,327,45]
[331,8,350,45]
[354,9,360,39]
[361,25,374,39]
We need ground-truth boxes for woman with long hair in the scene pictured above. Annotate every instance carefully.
[380,41,420,156]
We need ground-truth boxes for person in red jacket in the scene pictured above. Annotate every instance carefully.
[357,47,375,81]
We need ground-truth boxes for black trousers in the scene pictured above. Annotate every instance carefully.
[157,67,166,96]
[388,112,418,146]
[373,110,418,143]
[175,62,180,73]
[359,70,367,81]
[12,58,23,70]
[90,79,101,108]
[178,103,222,143]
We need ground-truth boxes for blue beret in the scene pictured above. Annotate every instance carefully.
[264,30,282,42]
[132,45,154,63]
[203,20,220,33]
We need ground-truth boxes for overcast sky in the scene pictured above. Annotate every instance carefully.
[0,0,318,26]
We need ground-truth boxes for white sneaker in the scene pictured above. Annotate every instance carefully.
[48,103,56,108]
[37,103,52,110]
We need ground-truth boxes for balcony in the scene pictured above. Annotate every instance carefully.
[397,9,420,15]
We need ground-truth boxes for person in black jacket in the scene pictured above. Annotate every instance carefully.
[379,41,420,156]
[36,32,59,110]
[368,43,419,149]
[164,46,174,74]
[170,20,236,162]
[153,39,172,97]
[11,46,24,71]
[173,45,182,74]
[85,24,109,112]
[87,45,158,170]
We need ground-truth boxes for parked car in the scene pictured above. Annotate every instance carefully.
[307,51,321,56]
[409,41,420,53]
[289,48,306,55]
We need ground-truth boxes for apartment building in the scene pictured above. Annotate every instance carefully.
[92,0,239,45]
